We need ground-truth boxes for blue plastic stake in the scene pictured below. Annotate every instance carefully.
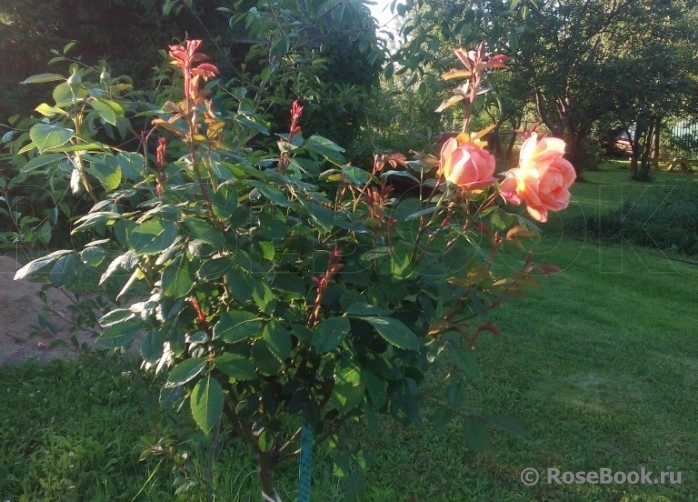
[298,421,314,502]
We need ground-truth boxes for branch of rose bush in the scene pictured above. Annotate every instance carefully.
[410,189,452,265]
[218,376,267,455]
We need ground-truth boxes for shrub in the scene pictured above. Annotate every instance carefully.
[572,180,698,256]
[9,41,574,500]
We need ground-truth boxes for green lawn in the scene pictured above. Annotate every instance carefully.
[2,162,697,501]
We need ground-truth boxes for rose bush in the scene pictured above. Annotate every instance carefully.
[7,41,575,500]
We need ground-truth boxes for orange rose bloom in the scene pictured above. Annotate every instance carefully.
[500,133,576,222]
[439,138,496,190]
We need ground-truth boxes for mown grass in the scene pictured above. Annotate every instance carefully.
[2,162,697,501]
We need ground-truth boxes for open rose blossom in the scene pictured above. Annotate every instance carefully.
[500,133,576,222]
[439,137,497,190]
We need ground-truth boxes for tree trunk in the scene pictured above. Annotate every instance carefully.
[505,118,521,166]
[258,452,282,502]
[651,115,662,169]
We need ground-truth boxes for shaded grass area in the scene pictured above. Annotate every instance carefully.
[2,162,698,501]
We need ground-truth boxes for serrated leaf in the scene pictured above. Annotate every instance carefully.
[35,103,67,117]
[451,346,478,379]
[141,329,164,361]
[362,369,386,408]
[191,374,224,434]
[213,310,262,342]
[364,316,420,350]
[345,303,390,317]
[20,73,66,85]
[162,256,194,297]
[331,362,364,412]
[97,318,141,348]
[21,153,66,173]
[341,165,372,185]
[89,159,122,191]
[215,353,257,380]
[305,134,345,163]
[129,219,178,255]
[312,316,351,354]
[48,252,79,286]
[183,217,225,250]
[405,205,441,221]
[198,257,233,280]
[14,250,72,280]
[29,123,73,153]
[99,309,135,327]
[252,341,282,375]
[212,185,238,219]
[263,321,292,361]
[166,358,206,387]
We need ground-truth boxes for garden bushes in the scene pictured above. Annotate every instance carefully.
[573,180,698,256]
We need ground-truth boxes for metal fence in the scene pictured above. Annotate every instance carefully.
[669,120,698,157]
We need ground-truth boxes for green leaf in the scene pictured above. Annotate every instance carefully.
[345,471,366,502]
[90,99,117,125]
[14,250,72,280]
[390,241,413,279]
[451,346,478,379]
[167,358,206,387]
[35,103,67,117]
[80,246,107,267]
[364,317,420,350]
[53,82,73,105]
[215,353,257,380]
[116,152,145,181]
[299,198,335,232]
[487,413,527,437]
[29,124,73,153]
[405,205,441,221]
[345,303,389,317]
[161,256,194,298]
[446,381,465,408]
[259,241,274,261]
[198,257,233,280]
[305,134,346,163]
[141,329,164,362]
[213,310,262,343]
[463,417,489,452]
[225,268,253,302]
[183,217,225,250]
[341,165,372,186]
[331,361,364,413]
[99,308,135,327]
[129,219,178,255]
[212,185,238,219]
[263,321,292,361]
[89,159,122,192]
[252,280,276,315]
[362,369,387,408]
[97,318,141,348]
[21,153,66,173]
[48,253,79,286]
[191,374,224,434]
[20,73,65,84]
[360,246,390,262]
[312,316,351,354]
[252,341,282,376]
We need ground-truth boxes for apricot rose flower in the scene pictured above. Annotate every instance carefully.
[439,137,497,190]
[500,133,576,222]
